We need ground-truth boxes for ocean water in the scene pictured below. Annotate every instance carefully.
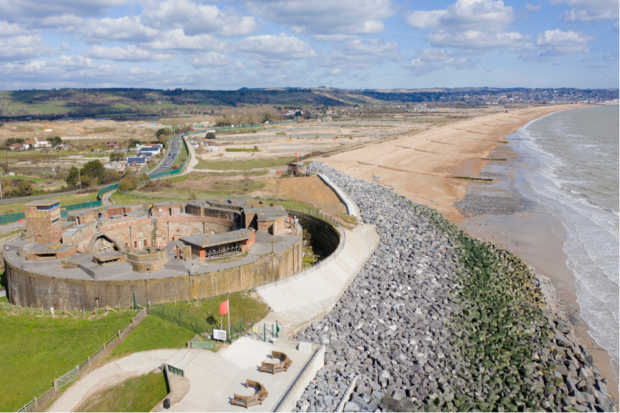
[510,105,619,370]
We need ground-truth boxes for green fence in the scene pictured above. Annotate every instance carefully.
[0,211,25,225]
[97,135,190,200]
[0,200,103,225]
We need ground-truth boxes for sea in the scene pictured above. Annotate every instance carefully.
[509,105,619,372]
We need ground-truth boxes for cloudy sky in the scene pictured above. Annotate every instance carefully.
[0,0,617,90]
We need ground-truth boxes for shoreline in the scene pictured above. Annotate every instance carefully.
[456,108,619,400]
[319,103,618,400]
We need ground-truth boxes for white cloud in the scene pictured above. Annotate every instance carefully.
[85,45,174,61]
[244,0,394,38]
[553,60,564,65]
[235,33,315,62]
[55,55,95,70]
[551,0,618,22]
[74,15,159,43]
[142,0,259,37]
[0,21,27,36]
[406,0,527,50]
[144,29,225,52]
[0,35,52,61]
[0,0,127,19]
[525,4,541,12]
[427,30,526,49]
[405,48,477,75]
[319,38,401,70]
[407,0,514,32]
[186,52,232,68]
[536,29,594,55]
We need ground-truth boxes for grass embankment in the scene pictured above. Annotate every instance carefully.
[111,316,195,359]
[0,191,98,214]
[0,309,136,411]
[77,371,168,412]
[148,291,269,340]
[195,157,295,171]
[416,203,558,412]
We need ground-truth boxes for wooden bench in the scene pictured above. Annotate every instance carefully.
[231,380,268,408]
[259,351,292,374]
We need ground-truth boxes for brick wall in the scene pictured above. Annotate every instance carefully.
[25,205,62,244]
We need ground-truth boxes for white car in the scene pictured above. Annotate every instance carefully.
[164,164,169,168]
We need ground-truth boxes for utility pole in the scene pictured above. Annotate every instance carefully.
[78,168,81,190]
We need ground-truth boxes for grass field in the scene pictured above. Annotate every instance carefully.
[148,291,269,339]
[111,316,195,359]
[195,157,294,171]
[0,309,136,411]
[77,371,168,412]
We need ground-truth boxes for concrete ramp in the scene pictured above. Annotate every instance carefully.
[257,223,378,337]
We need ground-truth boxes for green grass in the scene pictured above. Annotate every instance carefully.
[111,192,180,205]
[195,157,294,171]
[211,179,265,194]
[206,169,268,177]
[77,371,168,412]
[0,192,98,215]
[225,148,260,153]
[111,316,195,359]
[148,291,269,339]
[0,309,136,411]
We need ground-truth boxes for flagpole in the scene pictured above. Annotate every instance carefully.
[227,299,231,337]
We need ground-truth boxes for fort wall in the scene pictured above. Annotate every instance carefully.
[6,236,303,310]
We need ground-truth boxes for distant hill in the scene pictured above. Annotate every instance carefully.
[0,87,616,121]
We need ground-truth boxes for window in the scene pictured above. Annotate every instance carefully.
[52,218,60,224]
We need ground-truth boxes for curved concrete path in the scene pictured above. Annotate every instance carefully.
[256,223,379,339]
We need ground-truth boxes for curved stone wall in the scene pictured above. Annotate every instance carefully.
[288,211,340,259]
[6,236,302,310]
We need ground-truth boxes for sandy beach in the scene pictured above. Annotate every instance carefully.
[317,103,619,400]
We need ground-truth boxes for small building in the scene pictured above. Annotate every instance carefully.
[34,137,52,148]
[139,146,161,155]
[24,199,62,244]
[127,157,146,166]
[9,143,23,151]
[287,162,304,176]
[181,228,256,261]
[23,139,36,149]
[105,141,120,149]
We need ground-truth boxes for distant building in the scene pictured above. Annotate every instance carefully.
[105,141,120,149]
[23,139,36,149]
[34,137,52,148]
[127,157,146,166]
[287,162,305,176]
[9,143,23,150]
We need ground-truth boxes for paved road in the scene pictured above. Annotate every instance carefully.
[149,134,181,175]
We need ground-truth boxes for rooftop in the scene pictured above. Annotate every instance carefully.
[181,228,254,248]
[25,199,60,207]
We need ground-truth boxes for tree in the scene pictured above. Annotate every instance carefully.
[15,181,33,196]
[6,138,24,146]
[102,169,121,184]
[66,166,79,187]
[109,152,125,162]
[47,136,62,147]
[206,132,216,139]
[80,160,105,182]
[119,174,138,193]
[127,139,141,149]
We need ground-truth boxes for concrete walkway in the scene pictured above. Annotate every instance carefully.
[48,339,320,412]
[256,223,379,338]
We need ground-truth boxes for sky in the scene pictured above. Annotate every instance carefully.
[0,0,618,90]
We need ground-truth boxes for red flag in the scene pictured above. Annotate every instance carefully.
[295,152,298,156]
[18,219,23,224]
[219,299,229,316]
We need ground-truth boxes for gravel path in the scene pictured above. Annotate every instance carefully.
[293,162,617,413]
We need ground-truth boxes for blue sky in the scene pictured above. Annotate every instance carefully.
[0,0,617,90]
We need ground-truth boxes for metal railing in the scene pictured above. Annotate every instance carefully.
[17,309,147,412]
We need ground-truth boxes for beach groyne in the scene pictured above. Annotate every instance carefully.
[293,162,617,412]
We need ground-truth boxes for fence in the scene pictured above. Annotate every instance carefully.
[97,134,191,200]
[189,120,295,134]
[17,309,147,413]
[0,200,103,225]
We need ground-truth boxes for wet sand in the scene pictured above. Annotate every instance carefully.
[318,103,619,400]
